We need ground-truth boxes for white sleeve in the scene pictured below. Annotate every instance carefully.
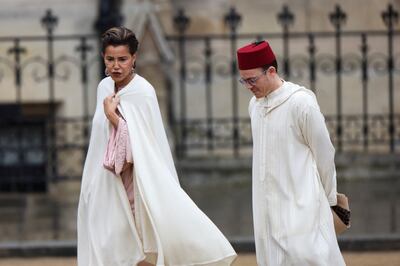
[300,97,337,206]
[248,96,256,117]
[96,80,108,110]
[94,78,113,115]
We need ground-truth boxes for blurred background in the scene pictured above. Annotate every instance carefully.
[0,0,399,265]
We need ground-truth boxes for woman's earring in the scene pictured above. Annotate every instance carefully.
[105,68,110,77]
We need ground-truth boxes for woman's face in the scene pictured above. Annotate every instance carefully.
[103,45,136,86]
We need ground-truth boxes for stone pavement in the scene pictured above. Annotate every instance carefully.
[0,252,399,266]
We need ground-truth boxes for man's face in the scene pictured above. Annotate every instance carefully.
[239,68,270,98]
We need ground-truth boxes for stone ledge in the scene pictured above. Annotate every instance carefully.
[176,153,400,181]
[177,153,400,168]
[230,234,400,252]
[1,235,400,257]
[177,157,252,171]
[0,240,76,258]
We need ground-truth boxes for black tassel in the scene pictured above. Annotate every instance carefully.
[331,205,351,226]
[253,40,264,46]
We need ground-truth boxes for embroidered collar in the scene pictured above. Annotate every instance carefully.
[256,81,303,115]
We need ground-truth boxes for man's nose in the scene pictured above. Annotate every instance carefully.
[245,82,253,89]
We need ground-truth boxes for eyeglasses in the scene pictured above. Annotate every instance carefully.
[238,69,267,86]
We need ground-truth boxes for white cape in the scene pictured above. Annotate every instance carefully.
[78,75,236,266]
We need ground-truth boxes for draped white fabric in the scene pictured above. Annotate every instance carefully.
[249,81,345,266]
[78,75,236,266]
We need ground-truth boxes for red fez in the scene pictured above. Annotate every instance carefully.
[236,41,276,70]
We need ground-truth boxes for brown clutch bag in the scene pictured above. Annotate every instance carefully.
[331,193,351,235]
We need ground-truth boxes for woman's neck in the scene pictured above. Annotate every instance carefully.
[115,73,135,92]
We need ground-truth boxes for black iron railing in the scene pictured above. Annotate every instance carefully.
[0,5,399,192]
[169,4,400,157]
[0,10,98,191]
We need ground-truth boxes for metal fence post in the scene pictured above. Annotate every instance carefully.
[8,40,26,191]
[173,8,190,157]
[381,4,399,153]
[41,9,58,184]
[308,34,316,93]
[360,34,369,150]
[204,37,214,152]
[41,9,59,239]
[76,37,92,148]
[329,5,346,152]
[277,5,294,79]
[224,7,241,157]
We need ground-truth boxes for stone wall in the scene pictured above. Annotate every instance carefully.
[0,154,398,241]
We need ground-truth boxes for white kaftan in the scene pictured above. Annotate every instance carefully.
[249,81,345,266]
[77,75,236,266]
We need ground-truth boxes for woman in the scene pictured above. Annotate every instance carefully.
[77,26,236,266]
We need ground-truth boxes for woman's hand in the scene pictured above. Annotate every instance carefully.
[104,93,120,128]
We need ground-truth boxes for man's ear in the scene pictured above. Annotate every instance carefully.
[267,66,277,75]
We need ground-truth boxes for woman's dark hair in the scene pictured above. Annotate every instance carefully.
[262,60,278,73]
[101,26,139,55]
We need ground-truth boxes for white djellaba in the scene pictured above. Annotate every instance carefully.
[249,81,346,266]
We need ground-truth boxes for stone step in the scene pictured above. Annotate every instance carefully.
[0,194,26,208]
[0,196,57,222]
[178,154,400,181]
[0,192,78,241]
[335,154,400,169]
[0,208,24,223]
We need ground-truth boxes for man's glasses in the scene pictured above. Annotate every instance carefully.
[238,69,267,86]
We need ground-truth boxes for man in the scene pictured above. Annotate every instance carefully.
[237,41,345,265]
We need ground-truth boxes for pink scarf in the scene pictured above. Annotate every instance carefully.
[103,117,133,176]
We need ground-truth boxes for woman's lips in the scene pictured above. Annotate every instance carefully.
[112,72,122,78]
